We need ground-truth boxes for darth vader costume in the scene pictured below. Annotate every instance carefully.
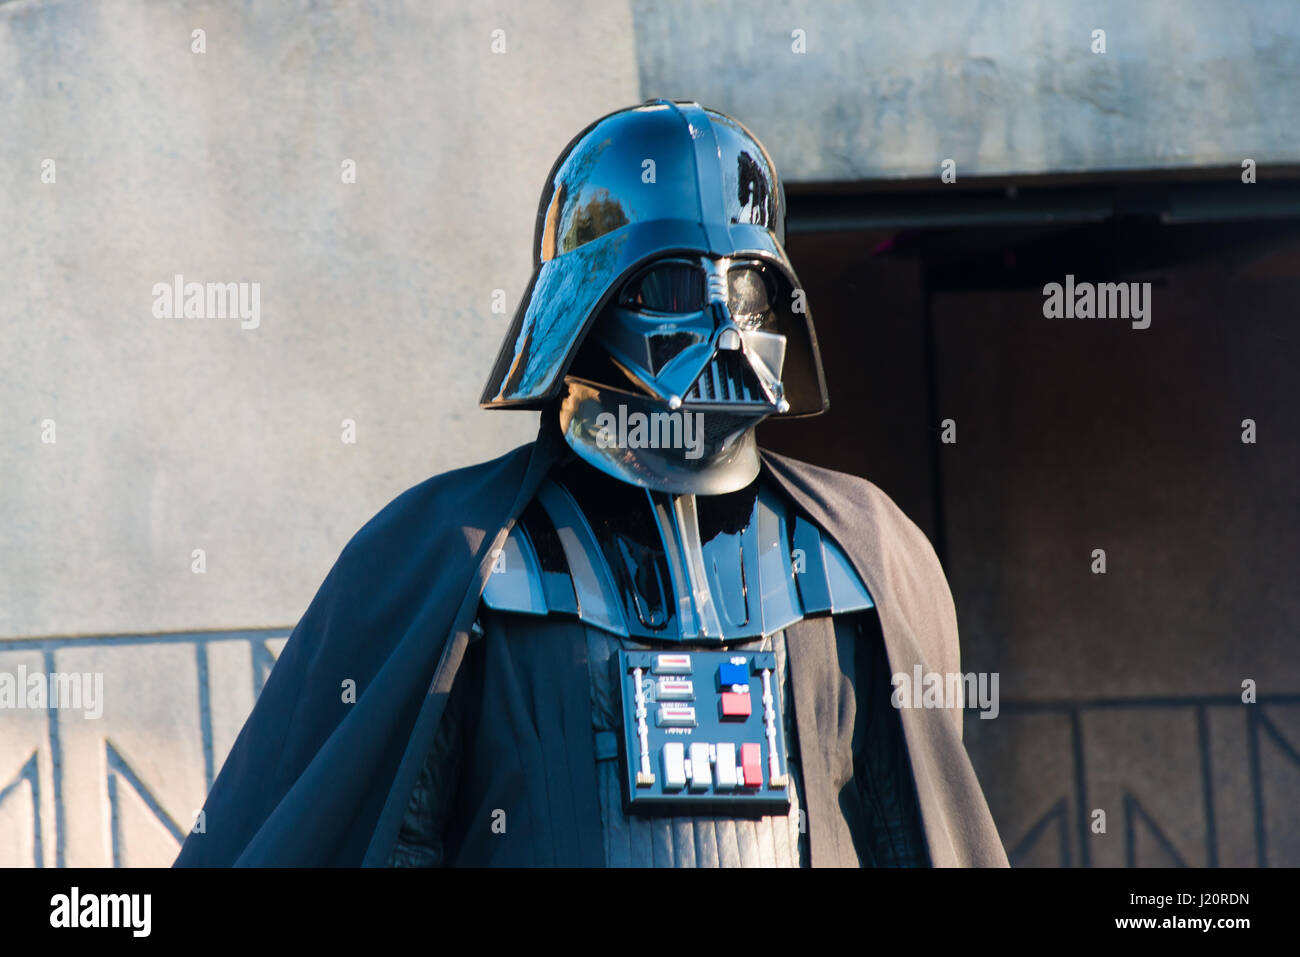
[175,101,1008,868]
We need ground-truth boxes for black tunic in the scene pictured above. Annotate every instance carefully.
[389,604,929,867]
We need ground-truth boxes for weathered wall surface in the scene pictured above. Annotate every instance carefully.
[1,0,642,640]
[633,0,1300,180]
[0,0,639,866]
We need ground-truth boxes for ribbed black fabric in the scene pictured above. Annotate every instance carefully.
[438,613,603,865]
[390,608,929,867]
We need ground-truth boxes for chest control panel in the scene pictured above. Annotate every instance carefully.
[616,650,791,814]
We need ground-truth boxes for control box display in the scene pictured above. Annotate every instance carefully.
[616,649,792,814]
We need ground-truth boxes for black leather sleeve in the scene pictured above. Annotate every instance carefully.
[852,614,932,867]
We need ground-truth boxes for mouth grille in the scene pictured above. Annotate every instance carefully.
[684,351,767,405]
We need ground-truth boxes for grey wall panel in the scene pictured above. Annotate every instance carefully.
[633,0,1300,181]
[0,0,640,637]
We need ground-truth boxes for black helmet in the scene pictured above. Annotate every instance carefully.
[481,100,827,493]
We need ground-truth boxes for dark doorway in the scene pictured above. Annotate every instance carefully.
[764,175,1300,866]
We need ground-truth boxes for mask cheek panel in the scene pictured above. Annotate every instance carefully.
[592,306,714,389]
[649,331,706,374]
[590,310,657,375]
[741,329,787,383]
[758,271,827,417]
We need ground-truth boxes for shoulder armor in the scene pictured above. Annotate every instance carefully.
[483,474,873,642]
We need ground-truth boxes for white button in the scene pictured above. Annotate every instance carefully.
[688,742,712,790]
[653,654,693,675]
[662,742,686,789]
[656,677,695,700]
[715,743,737,789]
[657,704,697,727]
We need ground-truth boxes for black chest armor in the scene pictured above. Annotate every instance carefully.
[481,461,874,643]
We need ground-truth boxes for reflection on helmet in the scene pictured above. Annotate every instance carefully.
[480,100,828,494]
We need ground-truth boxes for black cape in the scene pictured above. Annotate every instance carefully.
[175,424,1007,867]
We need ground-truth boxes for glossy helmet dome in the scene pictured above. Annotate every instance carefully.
[482,99,826,411]
[480,100,827,493]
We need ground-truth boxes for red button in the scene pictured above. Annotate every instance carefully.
[740,743,762,788]
[720,691,751,719]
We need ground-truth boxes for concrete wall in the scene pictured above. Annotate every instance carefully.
[0,0,639,866]
[633,0,1300,180]
[2,0,1297,866]
[1,0,642,640]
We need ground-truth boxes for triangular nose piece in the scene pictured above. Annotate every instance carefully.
[717,328,742,351]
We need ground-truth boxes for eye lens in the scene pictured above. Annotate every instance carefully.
[728,266,773,325]
[621,262,705,313]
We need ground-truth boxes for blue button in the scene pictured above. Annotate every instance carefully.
[718,662,749,689]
